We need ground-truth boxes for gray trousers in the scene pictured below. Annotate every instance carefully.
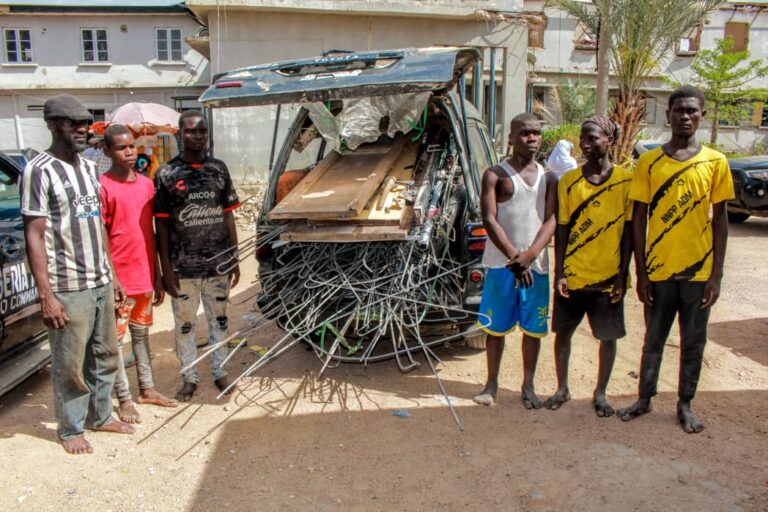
[172,276,230,384]
[48,284,119,440]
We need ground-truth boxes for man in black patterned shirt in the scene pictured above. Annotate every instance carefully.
[155,110,240,402]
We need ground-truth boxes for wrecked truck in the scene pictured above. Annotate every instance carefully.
[199,47,495,371]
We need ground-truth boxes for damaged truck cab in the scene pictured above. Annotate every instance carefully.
[200,47,494,365]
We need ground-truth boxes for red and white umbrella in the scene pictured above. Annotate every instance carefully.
[106,102,180,135]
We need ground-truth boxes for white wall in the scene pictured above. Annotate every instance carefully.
[664,6,768,88]
[203,9,528,181]
[0,13,210,89]
[191,0,524,17]
[0,11,210,152]
[0,87,206,151]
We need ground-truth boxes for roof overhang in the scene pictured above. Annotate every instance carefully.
[185,0,524,23]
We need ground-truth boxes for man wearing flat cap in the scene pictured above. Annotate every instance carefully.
[20,94,134,454]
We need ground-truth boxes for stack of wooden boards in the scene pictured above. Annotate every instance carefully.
[270,137,421,242]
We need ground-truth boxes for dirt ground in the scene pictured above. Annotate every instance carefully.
[1,220,766,512]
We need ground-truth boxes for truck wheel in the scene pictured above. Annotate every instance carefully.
[727,211,750,224]
[464,331,486,350]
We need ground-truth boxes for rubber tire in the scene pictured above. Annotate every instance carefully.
[727,210,750,224]
[464,331,487,350]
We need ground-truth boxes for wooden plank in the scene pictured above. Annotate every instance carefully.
[346,137,405,214]
[270,151,340,217]
[269,138,405,221]
[280,224,408,242]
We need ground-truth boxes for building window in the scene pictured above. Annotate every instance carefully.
[677,23,702,55]
[645,96,657,125]
[88,108,106,122]
[760,102,768,128]
[4,29,33,63]
[532,89,546,120]
[81,29,109,62]
[717,100,753,127]
[574,22,598,51]
[528,16,546,49]
[724,22,749,52]
[156,28,183,62]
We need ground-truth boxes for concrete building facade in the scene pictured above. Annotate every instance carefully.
[185,0,532,181]
[523,0,768,151]
[0,0,209,151]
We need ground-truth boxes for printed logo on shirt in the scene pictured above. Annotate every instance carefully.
[72,194,99,208]
[175,180,186,191]
[189,191,215,200]
[75,209,101,219]
[178,203,223,227]
[72,193,101,219]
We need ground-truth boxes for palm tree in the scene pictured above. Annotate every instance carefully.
[546,0,724,163]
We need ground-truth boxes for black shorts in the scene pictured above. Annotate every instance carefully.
[551,289,626,340]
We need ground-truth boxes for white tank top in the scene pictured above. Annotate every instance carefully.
[482,160,549,274]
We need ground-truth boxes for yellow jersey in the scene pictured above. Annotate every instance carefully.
[630,146,734,282]
[558,165,633,291]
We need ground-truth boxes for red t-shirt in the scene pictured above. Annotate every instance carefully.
[99,172,156,295]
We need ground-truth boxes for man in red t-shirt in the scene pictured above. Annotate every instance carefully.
[101,124,177,423]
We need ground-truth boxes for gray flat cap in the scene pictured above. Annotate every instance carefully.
[43,94,92,121]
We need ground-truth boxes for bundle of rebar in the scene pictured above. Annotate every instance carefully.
[184,133,489,430]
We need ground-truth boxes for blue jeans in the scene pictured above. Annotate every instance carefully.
[48,284,119,441]
[171,276,230,384]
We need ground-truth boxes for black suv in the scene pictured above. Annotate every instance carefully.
[0,151,49,396]
[200,48,495,363]
[726,155,768,223]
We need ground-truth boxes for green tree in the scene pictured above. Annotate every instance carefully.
[555,81,596,125]
[546,0,723,163]
[669,37,768,144]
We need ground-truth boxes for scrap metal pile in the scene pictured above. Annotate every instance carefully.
[186,104,489,429]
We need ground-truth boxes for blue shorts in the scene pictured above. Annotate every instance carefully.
[475,268,549,338]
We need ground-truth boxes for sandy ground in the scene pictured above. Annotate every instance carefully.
[1,221,767,512]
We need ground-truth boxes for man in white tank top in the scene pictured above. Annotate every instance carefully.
[473,114,558,408]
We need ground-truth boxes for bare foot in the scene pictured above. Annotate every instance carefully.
[522,385,543,410]
[544,388,570,410]
[175,382,197,402]
[473,381,498,406]
[593,392,615,418]
[137,388,178,408]
[117,400,141,424]
[62,434,93,455]
[677,401,704,434]
[617,398,652,422]
[214,377,236,395]
[92,418,135,434]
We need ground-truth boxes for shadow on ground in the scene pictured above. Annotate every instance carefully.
[727,217,768,238]
[708,317,768,367]
[184,386,767,512]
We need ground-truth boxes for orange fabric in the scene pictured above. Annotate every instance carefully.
[116,293,154,340]
[90,122,177,138]
[276,169,310,204]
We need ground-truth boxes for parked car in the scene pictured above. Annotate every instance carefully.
[0,148,39,170]
[633,140,663,160]
[0,151,49,396]
[726,155,768,223]
[200,48,495,360]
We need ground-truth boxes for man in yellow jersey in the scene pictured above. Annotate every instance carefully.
[544,116,632,417]
[618,86,734,433]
